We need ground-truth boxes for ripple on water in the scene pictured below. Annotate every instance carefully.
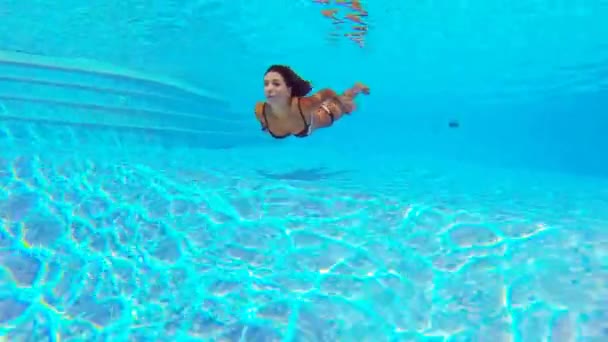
[0,297,30,323]
[66,295,124,328]
[60,320,100,340]
[392,252,435,286]
[514,305,554,341]
[23,212,65,247]
[550,311,577,342]
[10,157,34,180]
[501,220,544,239]
[300,295,379,341]
[535,256,594,310]
[447,223,502,248]
[0,249,42,286]
[4,312,56,341]
[0,228,12,248]
[405,205,450,233]
[0,190,38,222]
[404,233,443,256]
[0,147,606,339]
[256,300,292,325]
[320,274,368,300]
[432,248,484,273]
[148,236,182,263]
[221,322,283,342]
[187,311,226,338]
[579,309,608,339]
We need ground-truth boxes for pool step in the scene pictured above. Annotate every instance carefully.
[0,50,251,137]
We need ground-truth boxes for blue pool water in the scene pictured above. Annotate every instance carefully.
[1,1,608,341]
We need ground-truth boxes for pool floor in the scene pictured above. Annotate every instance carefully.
[1,141,607,341]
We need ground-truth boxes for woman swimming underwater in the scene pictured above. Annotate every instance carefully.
[255,64,369,139]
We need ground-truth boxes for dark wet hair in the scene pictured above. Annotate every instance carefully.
[265,65,313,97]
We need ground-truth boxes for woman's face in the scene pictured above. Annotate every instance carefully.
[264,71,291,105]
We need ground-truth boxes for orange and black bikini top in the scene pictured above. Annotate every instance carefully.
[259,98,310,139]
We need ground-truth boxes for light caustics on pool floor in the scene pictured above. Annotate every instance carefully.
[1,146,607,341]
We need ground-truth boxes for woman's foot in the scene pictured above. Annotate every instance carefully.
[353,82,370,95]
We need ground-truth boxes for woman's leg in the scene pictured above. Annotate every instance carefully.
[338,82,370,113]
[342,82,370,98]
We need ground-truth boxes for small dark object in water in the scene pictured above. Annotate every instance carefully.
[448,120,460,128]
